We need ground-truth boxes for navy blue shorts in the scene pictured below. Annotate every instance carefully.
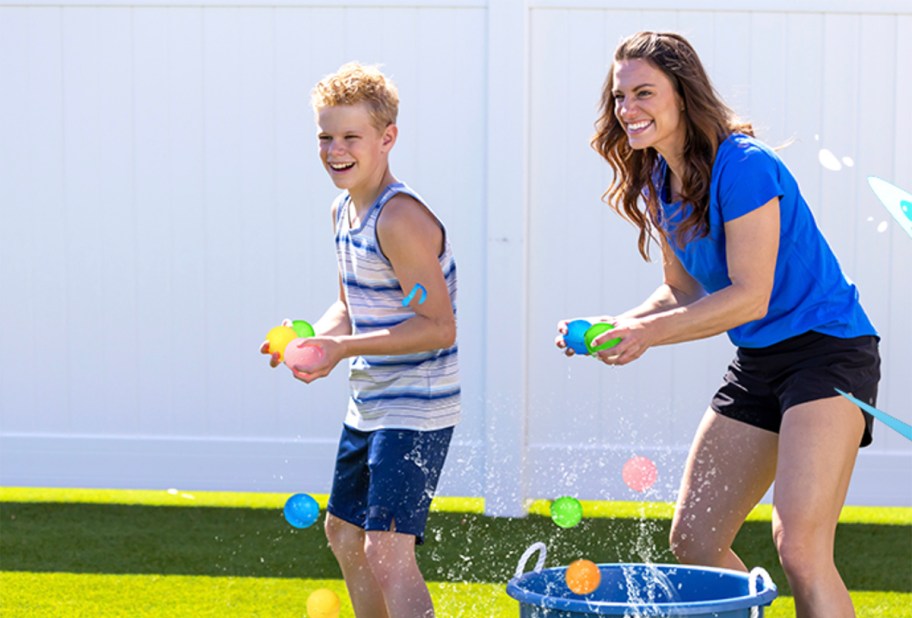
[711,331,880,447]
[326,424,454,545]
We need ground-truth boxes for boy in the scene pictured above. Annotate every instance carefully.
[263,62,460,617]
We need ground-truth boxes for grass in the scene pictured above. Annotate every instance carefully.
[1,487,909,617]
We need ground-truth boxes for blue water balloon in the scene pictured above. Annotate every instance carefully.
[283,493,320,529]
[563,319,592,355]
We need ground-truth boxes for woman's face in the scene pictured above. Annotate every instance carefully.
[612,58,686,163]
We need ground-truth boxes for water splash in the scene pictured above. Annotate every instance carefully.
[867,176,912,238]
[818,148,843,171]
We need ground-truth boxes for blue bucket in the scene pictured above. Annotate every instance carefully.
[506,543,777,617]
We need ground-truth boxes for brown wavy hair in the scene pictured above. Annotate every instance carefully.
[592,32,754,261]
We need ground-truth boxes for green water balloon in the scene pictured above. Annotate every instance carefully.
[292,320,315,338]
[550,496,583,528]
[584,323,621,353]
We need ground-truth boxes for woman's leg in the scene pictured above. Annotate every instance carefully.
[773,396,864,618]
[670,408,778,570]
[364,527,434,618]
[324,513,389,618]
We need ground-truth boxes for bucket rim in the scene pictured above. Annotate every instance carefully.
[506,562,778,615]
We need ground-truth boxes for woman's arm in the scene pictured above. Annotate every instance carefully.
[615,237,706,320]
[593,197,779,364]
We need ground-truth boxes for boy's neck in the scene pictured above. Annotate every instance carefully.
[348,168,397,216]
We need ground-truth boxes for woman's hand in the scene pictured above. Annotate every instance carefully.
[590,316,657,366]
[555,316,614,357]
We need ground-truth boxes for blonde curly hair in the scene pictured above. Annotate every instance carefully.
[311,62,399,132]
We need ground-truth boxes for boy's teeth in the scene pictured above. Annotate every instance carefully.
[330,162,354,170]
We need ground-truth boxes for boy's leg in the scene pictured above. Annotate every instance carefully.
[324,425,389,618]
[670,408,778,570]
[772,396,863,618]
[361,426,454,617]
[365,527,434,618]
[324,513,389,618]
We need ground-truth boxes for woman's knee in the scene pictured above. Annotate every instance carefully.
[669,511,733,566]
[772,519,831,585]
[670,516,707,563]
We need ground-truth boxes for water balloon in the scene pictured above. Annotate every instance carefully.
[584,323,621,353]
[550,496,583,528]
[306,588,340,618]
[565,559,601,595]
[292,320,315,338]
[283,493,320,529]
[265,326,298,362]
[284,339,325,373]
[622,455,658,493]
[563,319,591,355]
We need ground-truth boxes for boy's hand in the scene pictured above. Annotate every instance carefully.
[259,340,282,367]
[288,336,344,384]
[260,318,294,368]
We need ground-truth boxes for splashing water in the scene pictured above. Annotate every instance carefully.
[621,563,680,617]
[868,176,912,238]
[818,148,843,171]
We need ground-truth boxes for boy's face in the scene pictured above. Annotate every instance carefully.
[316,102,395,192]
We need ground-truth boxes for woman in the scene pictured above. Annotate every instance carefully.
[557,31,880,618]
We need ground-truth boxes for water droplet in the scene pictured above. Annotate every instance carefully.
[818,148,842,171]
[877,221,889,233]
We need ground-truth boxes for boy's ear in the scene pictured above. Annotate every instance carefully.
[381,124,398,151]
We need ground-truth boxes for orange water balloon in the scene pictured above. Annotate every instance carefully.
[565,559,601,595]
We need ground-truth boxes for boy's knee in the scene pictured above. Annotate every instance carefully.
[325,515,364,557]
[363,532,418,587]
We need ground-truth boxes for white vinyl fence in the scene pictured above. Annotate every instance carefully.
[1,0,909,514]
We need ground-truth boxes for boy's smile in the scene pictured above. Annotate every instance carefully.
[317,102,397,207]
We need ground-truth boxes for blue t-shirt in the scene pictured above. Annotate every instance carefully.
[656,133,876,348]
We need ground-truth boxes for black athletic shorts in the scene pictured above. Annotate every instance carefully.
[711,331,881,447]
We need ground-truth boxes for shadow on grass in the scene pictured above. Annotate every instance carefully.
[1,502,910,596]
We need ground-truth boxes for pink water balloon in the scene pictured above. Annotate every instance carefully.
[622,455,657,493]
[284,339,325,373]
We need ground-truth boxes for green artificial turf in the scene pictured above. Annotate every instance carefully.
[1,487,909,617]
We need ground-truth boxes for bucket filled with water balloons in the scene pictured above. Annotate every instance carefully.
[507,542,777,617]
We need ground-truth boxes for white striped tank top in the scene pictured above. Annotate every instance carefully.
[334,182,461,431]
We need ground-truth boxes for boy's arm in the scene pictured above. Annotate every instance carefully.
[340,194,456,356]
[311,275,353,337]
[288,194,455,383]
[343,194,456,356]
